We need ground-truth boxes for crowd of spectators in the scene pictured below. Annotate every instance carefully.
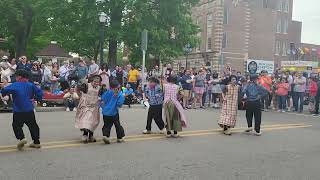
[1,55,319,115]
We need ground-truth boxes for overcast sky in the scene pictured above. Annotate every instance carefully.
[293,0,320,45]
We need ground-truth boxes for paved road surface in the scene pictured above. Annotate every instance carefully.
[0,108,318,180]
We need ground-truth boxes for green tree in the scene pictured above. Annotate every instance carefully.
[123,0,200,66]
[0,0,36,57]
[0,0,200,66]
[44,0,100,59]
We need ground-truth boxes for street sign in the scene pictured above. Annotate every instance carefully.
[141,30,148,52]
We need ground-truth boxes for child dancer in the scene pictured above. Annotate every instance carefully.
[0,70,43,150]
[75,75,101,143]
[142,77,165,134]
[163,75,187,137]
[101,80,125,144]
[242,74,268,136]
[218,75,239,135]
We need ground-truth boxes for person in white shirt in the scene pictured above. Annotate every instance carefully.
[41,63,52,85]
[88,60,100,77]
[59,61,70,81]
[0,57,17,83]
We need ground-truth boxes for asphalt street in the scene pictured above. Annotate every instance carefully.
[0,108,318,180]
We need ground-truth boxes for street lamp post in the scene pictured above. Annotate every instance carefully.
[99,12,107,66]
[183,44,192,69]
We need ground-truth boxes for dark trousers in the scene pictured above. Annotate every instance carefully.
[315,95,320,114]
[128,82,137,91]
[124,95,133,106]
[81,128,93,137]
[212,93,220,104]
[245,100,262,133]
[13,112,40,144]
[146,105,165,131]
[64,99,78,109]
[260,92,270,109]
[293,92,304,112]
[202,91,207,106]
[277,95,287,110]
[102,114,125,139]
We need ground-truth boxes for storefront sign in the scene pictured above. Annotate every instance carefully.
[281,61,318,68]
[247,60,274,74]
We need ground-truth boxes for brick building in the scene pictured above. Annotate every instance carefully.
[173,0,304,72]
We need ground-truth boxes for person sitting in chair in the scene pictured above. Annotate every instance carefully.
[63,86,79,111]
[123,83,135,108]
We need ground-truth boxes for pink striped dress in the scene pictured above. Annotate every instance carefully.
[163,83,187,127]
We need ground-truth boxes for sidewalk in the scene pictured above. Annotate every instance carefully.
[34,104,146,112]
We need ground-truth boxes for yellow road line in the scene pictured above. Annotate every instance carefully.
[0,124,311,154]
[0,123,305,150]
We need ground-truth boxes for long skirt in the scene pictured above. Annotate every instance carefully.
[163,101,183,132]
[75,97,100,132]
[218,100,238,128]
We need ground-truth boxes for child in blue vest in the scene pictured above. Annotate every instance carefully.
[101,80,125,144]
[142,77,165,134]
[0,69,43,150]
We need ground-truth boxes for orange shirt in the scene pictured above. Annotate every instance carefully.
[258,76,272,92]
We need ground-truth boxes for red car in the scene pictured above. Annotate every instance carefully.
[41,91,65,107]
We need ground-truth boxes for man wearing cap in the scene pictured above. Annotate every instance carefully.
[241,74,268,136]
[16,56,32,71]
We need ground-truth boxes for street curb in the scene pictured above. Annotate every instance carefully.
[34,105,146,112]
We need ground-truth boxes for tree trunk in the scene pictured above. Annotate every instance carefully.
[107,0,123,69]
[15,5,33,58]
[93,42,99,61]
[108,39,117,68]
[154,56,160,66]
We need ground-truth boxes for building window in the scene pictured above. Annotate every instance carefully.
[196,16,200,25]
[223,7,229,24]
[277,1,283,11]
[263,0,268,8]
[283,0,289,12]
[282,42,288,56]
[275,40,281,55]
[196,32,201,52]
[207,13,213,28]
[207,37,212,51]
[276,18,281,33]
[282,19,288,34]
[206,13,213,51]
[222,32,227,49]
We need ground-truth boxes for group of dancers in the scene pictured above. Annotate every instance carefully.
[0,69,266,150]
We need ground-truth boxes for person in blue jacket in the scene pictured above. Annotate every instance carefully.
[241,74,268,136]
[123,83,135,108]
[0,69,43,150]
[101,80,125,144]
